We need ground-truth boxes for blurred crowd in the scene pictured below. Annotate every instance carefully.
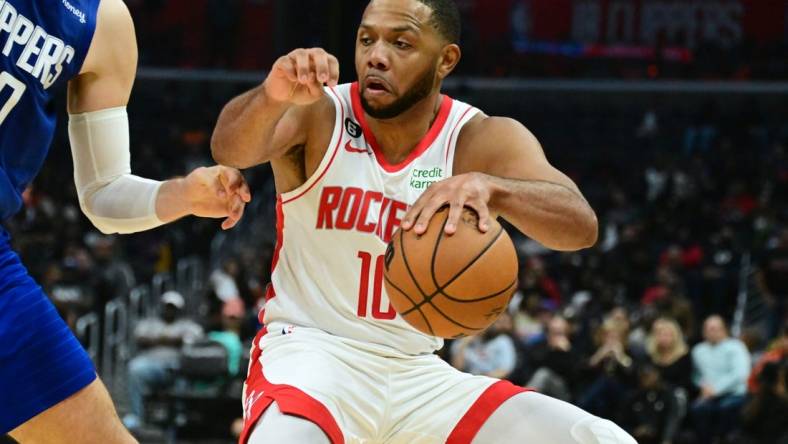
[124,0,788,80]
[441,91,788,443]
[4,73,787,442]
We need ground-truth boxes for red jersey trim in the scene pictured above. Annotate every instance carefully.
[263,196,285,305]
[350,82,453,173]
[443,105,476,169]
[239,329,345,444]
[445,381,530,444]
[281,87,346,205]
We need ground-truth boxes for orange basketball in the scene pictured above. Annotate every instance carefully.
[383,206,518,338]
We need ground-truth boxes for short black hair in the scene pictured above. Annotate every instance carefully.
[416,0,461,44]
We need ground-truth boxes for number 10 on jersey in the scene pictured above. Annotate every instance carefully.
[356,251,396,320]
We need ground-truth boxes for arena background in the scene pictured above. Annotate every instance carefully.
[4,0,788,443]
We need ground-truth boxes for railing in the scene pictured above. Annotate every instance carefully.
[731,251,775,340]
[152,272,175,302]
[74,256,206,391]
[75,313,100,364]
[731,253,750,338]
[102,299,129,392]
[176,256,205,318]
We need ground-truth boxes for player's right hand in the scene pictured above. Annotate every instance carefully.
[264,48,340,106]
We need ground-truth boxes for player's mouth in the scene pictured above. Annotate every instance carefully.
[364,77,392,96]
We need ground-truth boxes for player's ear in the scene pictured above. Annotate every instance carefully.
[436,43,460,80]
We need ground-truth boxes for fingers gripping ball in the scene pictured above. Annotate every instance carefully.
[384,207,518,338]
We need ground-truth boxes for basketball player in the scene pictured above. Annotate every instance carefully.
[1,0,250,442]
[212,0,635,442]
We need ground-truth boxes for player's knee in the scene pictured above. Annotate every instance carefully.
[570,417,637,444]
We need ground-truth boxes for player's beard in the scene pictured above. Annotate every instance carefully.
[360,64,437,120]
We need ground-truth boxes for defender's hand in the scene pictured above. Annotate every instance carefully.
[402,172,494,236]
[264,48,340,106]
[183,166,252,230]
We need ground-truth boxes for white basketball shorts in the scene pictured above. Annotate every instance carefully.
[239,324,528,444]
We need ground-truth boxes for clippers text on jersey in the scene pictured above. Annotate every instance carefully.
[0,1,76,89]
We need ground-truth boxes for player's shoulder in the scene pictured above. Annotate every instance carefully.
[79,0,135,76]
[322,83,353,110]
[457,114,536,149]
[92,0,133,38]
[453,113,544,173]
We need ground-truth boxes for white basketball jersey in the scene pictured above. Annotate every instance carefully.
[262,82,481,355]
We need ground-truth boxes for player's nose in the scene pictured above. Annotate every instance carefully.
[367,42,390,70]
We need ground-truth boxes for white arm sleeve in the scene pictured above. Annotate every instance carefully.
[68,106,165,234]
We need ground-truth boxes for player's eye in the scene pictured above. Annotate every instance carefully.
[359,37,374,46]
[394,41,412,49]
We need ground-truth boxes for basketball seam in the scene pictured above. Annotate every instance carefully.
[397,227,436,336]
[400,222,505,316]
[439,278,518,303]
[384,274,435,336]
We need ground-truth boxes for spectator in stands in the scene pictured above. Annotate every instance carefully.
[653,292,695,342]
[210,257,241,303]
[519,257,562,306]
[86,233,135,312]
[739,360,788,444]
[748,322,788,393]
[208,298,245,378]
[451,312,518,380]
[647,317,693,394]
[620,364,681,444]
[755,227,788,337]
[524,315,579,401]
[512,292,545,345]
[50,242,96,329]
[512,293,555,346]
[691,315,751,442]
[123,291,204,430]
[577,318,636,419]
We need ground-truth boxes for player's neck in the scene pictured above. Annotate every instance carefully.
[365,92,443,165]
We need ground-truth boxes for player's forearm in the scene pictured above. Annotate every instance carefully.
[211,85,292,168]
[487,175,598,251]
[154,177,192,224]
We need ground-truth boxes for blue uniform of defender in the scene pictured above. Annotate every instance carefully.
[0,0,100,433]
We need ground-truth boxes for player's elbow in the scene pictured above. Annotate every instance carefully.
[79,199,121,235]
[211,132,254,169]
[210,133,234,166]
[552,209,597,251]
[578,210,599,249]
[75,176,163,235]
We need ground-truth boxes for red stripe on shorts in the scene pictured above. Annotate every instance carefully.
[239,329,344,444]
[446,380,530,444]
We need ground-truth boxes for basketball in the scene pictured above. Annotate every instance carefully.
[384,206,519,339]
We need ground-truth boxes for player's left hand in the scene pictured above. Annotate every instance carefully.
[183,166,252,230]
[402,172,494,236]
